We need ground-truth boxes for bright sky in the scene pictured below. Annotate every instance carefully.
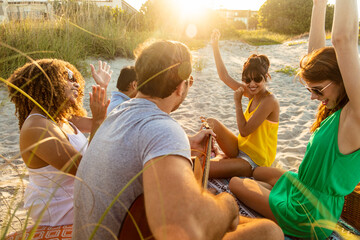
[127,0,337,11]
[126,0,360,16]
[126,0,269,10]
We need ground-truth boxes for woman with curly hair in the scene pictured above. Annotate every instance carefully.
[228,0,360,239]
[7,59,112,226]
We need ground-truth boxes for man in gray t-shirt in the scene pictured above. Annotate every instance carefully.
[73,40,283,240]
[74,97,193,239]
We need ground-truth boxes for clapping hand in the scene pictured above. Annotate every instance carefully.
[90,61,113,89]
[89,85,110,123]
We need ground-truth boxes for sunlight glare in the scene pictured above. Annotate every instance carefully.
[185,24,197,38]
[176,0,208,18]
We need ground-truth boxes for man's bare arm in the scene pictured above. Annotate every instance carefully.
[143,155,239,240]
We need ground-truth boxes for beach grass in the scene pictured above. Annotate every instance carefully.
[0,19,149,79]
[276,66,298,76]
[232,29,292,46]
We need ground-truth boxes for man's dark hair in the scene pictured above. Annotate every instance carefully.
[116,66,137,92]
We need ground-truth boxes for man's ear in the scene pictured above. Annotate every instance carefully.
[175,80,186,96]
[132,81,138,90]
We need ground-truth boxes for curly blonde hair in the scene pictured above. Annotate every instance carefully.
[8,59,87,129]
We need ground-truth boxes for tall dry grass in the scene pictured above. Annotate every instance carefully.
[0,1,152,80]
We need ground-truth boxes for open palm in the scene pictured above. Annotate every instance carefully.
[90,60,113,89]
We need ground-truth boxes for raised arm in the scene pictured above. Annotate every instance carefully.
[308,0,328,53]
[332,0,360,117]
[211,29,243,91]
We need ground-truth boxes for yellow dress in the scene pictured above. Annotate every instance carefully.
[237,97,279,167]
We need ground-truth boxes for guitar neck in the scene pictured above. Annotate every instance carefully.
[202,134,212,189]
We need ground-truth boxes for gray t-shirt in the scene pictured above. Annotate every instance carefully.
[73,98,191,240]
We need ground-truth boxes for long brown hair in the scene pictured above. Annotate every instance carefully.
[7,59,86,129]
[298,47,348,133]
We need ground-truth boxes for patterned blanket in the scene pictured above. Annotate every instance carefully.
[6,179,358,240]
[208,178,359,240]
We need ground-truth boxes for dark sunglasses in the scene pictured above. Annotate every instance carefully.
[305,82,332,96]
[243,76,263,84]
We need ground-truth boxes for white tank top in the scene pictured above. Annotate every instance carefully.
[23,113,88,226]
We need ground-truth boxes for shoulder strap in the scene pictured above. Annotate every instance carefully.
[245,98,254,113]
[26,113,47,120]
[250,91,272,113]
[67,121,79,135]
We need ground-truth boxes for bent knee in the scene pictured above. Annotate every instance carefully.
[206,117,220,129]
[229,177,243,192]
[259,219,284,240]
[252,167,264,180]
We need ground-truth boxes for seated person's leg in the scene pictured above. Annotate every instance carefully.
[253,167,286,187]
[223,217,284,240]
[206,118,238,158]
[229,177,276,222]
[209,157,252,178]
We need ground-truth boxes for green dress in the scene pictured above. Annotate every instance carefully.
[269,109,360,239]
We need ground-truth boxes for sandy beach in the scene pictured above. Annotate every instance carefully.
[0,38,327,232]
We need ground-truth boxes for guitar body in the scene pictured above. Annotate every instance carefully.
[118,194,154,240]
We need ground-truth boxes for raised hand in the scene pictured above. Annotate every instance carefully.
[234,86,245,103]
[211,29,221,46]
[89,85,110,123]
[90,61,113,89]
[88,85,110,142]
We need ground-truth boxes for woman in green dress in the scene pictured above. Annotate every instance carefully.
[228,0,360,239]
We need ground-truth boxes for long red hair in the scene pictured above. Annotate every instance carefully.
[298,47,348,133]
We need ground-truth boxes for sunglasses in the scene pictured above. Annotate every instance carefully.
[243,76,263,84]
[66,68,75,82]
[305,82,333,96]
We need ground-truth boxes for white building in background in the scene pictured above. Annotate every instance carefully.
[0,0,137,22]
[0,0,8,22]
[0,0,53,22]
[91,0,137,13]
[217,9,258,29]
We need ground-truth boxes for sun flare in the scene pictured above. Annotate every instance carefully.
[175,0,208,18]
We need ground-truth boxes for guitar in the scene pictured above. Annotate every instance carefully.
[118,118,213,239]
[118,194,153,240]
